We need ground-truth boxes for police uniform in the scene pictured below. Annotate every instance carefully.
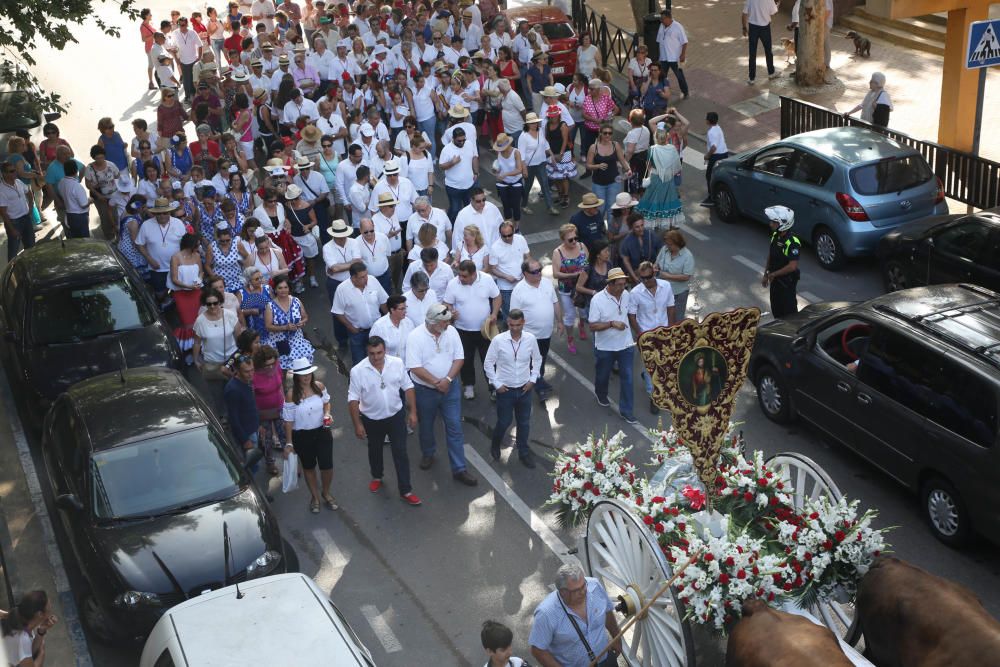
[766,231,801,318]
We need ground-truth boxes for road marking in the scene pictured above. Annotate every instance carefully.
[360,604,403,653]
[683,226,710,241]
[0,377,93,665]
[312,527,350,587]
[464,446,580,567]
[800,291,820,304]
[682,147,707,170]
[732,254,766,274]
[524,229,562,245]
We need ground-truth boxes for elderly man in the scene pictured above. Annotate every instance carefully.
[368,160,417,223]
[331,261,389,366]
[656,10,690,98]
[589,267,638,425]
[487,220,529,322]
[290,49,321,99]
[308,36,337,95]
[402,246,452,297]
[484,309,541,467]
[443,259,501,400]
[0,160,36,260]
[356,217,393,296]
[510,257,563,399]
[322,219,359,349]
[348,335,422,506]
[628,260,675,415]
[316,100,350,158]
[529,563,622,667]
[452,187,504,254]
[438,126,479,222]
[371,192,405,291]
[369,294,414,359]
[406,195,452,251]
[403,272,437,327]
[136,197,187,307]
[270,53,293,92]
[405,303,478,486]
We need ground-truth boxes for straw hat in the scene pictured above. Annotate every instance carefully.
[480,319,501,341]
[301,125,322,143]
[290,357,319,375]
[541,85,559,98]
[492,133,513,151]
[327,219,353,238]
[232,71,249,82]
[278,54,290,65]
[578,192,604,209]
[610,192,639,210]
[285,184,303,200]
[607,267,628,282]
[295,154,315,169]
[253,87,268,101]
[148,197,179,214]
[448,104,470,119]
[377,191,398,207]
[383,160,400,175]
[523,112,541,125]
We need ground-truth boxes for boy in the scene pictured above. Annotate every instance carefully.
[481,620,526,667]
[156,53,180,91]
[701,111,729,207]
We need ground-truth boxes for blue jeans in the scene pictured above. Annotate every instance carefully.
[660,60,689,96]
[6,214,35,261]
[325,276,349,346]
[595,346,635,419]
[524,163,554,209]
[445,185,471,222]
[348,328,370,366]
[415,381,467,473]
[492,385,533,457]
[66,212,90,238]
[591,180,621,227]
[418,116,437,157]
[499,289,513,322]
[374,270,392,297]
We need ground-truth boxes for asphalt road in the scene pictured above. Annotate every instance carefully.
[15,3,1000,665]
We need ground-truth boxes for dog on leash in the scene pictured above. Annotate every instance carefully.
[778,37,796,64]
[846,31,872,57]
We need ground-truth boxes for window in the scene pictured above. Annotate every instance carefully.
[540,22,575,40]
[752,146,796,178]
[29,278,155,345]
[48,400,83,483]
[153,649,176,667]
[789,152,834,186]
[923,357,996,448]
[849,154,932,195]
[934,221,990,260]
[813,318,872,366]
[0,91,41,133]
[857,328,935,416]
[1,269,18,316]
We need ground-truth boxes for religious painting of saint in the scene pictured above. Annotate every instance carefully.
[678,346,727,407]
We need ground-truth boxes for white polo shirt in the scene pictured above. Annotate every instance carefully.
[484,330,541,389]
[372,211,403,252]
[707,125,728,155]
[0,179,31,219]
[589,288,635,351]
[173,28,202,64]
[743,0,777,26]
[628,278,675,332]
[442,272,500,332]
[355,230,392,277]
[405,323,464,388]
[331,277,388,329]
[348,355,413,420]
[452,202,504,252]
[136,218,186,272]
[510,278,558,340]
[439,141,477,190]
[406,241,449,264]
[369,313,415,359]
[488,234,529,290]
[403,260,453,297]
[403,288,438,326]
[656,21,688,62]
[317,114,349,157]
[369,177,417,221]
[322,238,360,282]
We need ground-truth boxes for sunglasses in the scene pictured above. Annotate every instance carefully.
[321,143,333,147]
[362,229,375,234]
[501,233,514,239]
[566,237,578,243]
[206,300,221,306]
[526,268,542,275]
[265,199,277,203]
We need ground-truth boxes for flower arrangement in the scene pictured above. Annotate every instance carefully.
[546,431,640,527]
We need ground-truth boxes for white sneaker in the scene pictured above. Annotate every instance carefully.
[463,386,475,400]
[309,276,319,288]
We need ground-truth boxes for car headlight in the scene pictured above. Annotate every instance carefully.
[245,549,282,579]
[113,591,163,608]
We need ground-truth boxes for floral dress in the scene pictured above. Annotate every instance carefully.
[240,284,272,336]
[211,240,244,292]
[266,296,314,370]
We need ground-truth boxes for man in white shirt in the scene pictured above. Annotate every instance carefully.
[135,197,187,306]
[308,36,337,91]
[0,161,35,260]
[331,261,389,366]
[441,105,478,149]
[368,160,417,223]
[443,260,501,400]
[541,87,575,128]
[459,10,484,52]
[348,335,421,505]
[173,16,203,100]
[57,160,91,238]
[336,145,364,223]
[403,272,437,327]
[499,80,526,144]
[487,221,529,321]
[282,88,320,126]
[406,196,452,250]
[510,257,562,398]
[405,303,477,485]
[355,218,393,296]
[627,261,676,415]
[402,246,452,297]
[369,294,414,359]
[251,0,277,31]
[438,127,479,222]
[329,40,362,86]
[483,309,541,467]
[511,21,534,103]
[588,267,638,424]
[371,192,405,290]
[741,0,779,84]
[656,10,689,98]
[316,100,349,158]
[452,188,504,254]
[701,111,729,207]
[321,219,358,349]
[348,167,372,229]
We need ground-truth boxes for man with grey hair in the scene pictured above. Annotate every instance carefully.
[499,79,526,145]
[405,303,477,486]
[529,563,622,667]
[484,308,540,467]
[406,195,452,251]
[403,271,437,326]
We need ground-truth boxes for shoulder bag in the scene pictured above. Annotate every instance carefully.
[556,591,619,667]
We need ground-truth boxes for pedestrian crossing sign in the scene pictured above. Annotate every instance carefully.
[967,19,1000,69]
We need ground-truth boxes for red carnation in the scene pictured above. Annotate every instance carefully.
[804,552,813,561]
[758,478,768,487]
[752,565,760,576]
[583,451,592,458]
[744,492,754,502]
[769,496,779,506]
[809,512,819,520]
[719,573,730,585]
[654,523,665,533]
[583,481,593,490]
[642,515,654,525]
[593,488,601,496]
[737,569,746,580]
[595,462,605,471]
[652,496,666,504]
[704,552,714,562]
[677,522,686,532]
[835,530,846,542]
[724,556,735,566]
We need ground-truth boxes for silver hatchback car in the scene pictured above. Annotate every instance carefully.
[709,127,947,270]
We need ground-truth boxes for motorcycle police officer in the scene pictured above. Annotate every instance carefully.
[761,205,801,318]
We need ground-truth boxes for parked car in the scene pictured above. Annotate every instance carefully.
[41,368,291,644]
[0,79,60,162]
[503,7,578,80]
[710,126,947,270]
[749,283,1000,547]
[139,573,376,666]
[0,239,181,424]
[877,209,1000,292]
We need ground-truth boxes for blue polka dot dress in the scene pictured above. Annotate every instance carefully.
[267,296,314,369]
[210,239,244,293]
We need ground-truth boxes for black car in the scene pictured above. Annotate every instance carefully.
[0,239,181,424]
[877,210,1000,292]
[42,368,289,643]
[749,284,1000,547]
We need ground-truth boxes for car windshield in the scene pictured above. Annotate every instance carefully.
[849,155,932,196]
[31,279,155,344]
[0,90,41,133]
[541,23,574,40]
[89,428,242,520]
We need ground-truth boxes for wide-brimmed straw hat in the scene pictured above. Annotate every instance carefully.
[448,104,470,119]
[578,192,604,209]
[377,192,398,207]
[290,357,319,375]
[610,192,639,210]
[328,219,353,238]
[148,197,179,214]
[607,267,628,282]
[492,133,513,151]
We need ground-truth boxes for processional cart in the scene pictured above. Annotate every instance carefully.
[546,308,889,667]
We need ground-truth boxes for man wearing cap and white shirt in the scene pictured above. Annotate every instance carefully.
[360,108,392,145]
[371,192,405,288]
[541,87,575,127]
[136,198,187,307]
[406,196,452,251]
[354,125,381,168]
[368,160,416,222]
[627,260,675,415]
[356,218,394,296]
[487,220,529,322]
[441,105,478,149]
[443,259,501,400]
[589,267,638,424]
[452,187,503,252]
[348,334,422,506]
[403,246,453,297]
[329,40,362,85]
[460,10,484,52]
[510,256,562,398]
[293,154,332,241]
[332,261,389,366]
[439,127,479,223]
[369,294,414,359]
[484,308,541,467]
[499,80,526,144]
[270,54,293,92]
[322,219,358,349]
[248,60,270,93]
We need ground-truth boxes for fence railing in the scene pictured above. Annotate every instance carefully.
[571,0,641,72]
[780,96,1000,210]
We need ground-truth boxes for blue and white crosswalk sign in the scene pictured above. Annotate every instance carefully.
[968,19,1000,69]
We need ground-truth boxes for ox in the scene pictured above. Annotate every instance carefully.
[726,600,854,667]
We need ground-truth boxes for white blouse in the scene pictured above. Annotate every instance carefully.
[282,388,331,430]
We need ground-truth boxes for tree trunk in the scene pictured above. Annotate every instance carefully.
[796,0,826,86]
[630,0,649,38]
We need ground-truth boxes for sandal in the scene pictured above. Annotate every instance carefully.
[322,494,339,511]
[309,498,320,514]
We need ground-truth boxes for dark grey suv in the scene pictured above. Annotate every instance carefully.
[749,284,1000,547]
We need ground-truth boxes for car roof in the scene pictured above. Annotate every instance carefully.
[783,126,917,165]
[505,6,570,23]
[161,574,370,665]
[13,239,125,287]
[67,368,209,449]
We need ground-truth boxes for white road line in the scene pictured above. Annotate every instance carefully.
[732,254,766,274]
[524,229,562,245]
[312,527,350,587]
[360,604,404,653]
[464,446,580,567]
[682,147,707,170]
[800,291,820,304]
[683,226,710,241]
[0,376,93,666]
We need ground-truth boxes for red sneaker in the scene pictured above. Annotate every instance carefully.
[400,493,422,506]
[368,479,382,493]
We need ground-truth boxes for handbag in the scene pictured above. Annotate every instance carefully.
[571,264,595,309]
[641,149,654,189]
[281,452,299,493]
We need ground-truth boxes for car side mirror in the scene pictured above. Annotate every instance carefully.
[244,448,264,470]
[790,336,808,353]
[44,112,62,123]
[924,237,935,247]
[55,494,83,512]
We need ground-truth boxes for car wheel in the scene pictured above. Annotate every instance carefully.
[81,591,121,645]
[755,365,794,423]
[713,183,740,223]
[813,226,845,271]
[882,259,910,292]
[921,476,971,547]
[282,537,300,573]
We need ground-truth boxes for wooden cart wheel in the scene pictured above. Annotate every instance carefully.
[766,452,863,646]
[585,499,696,667]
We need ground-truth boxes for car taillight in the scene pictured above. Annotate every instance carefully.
[934,176,944,204]
[836,192,869,221]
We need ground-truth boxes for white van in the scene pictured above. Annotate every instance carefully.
[139,573,376,666]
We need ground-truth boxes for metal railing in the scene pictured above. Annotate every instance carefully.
[780,96,1000,210]
[571,0,641,72]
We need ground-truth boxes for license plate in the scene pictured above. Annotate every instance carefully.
[552,66,565,74]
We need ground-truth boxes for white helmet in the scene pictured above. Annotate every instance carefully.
[765,205,794,232]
